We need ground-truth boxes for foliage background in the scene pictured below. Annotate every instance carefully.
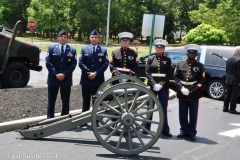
[0,0,239,45]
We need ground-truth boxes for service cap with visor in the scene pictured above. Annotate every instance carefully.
[118,32,133,40]
[185,44,201,53]
[154,39,168,48]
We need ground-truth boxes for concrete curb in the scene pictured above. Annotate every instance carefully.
[0,110,81,134]
[0,90,176,134]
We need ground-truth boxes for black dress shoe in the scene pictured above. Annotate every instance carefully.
[142,130,149,134]
[189,135,196,140]
[223,108,229,112]
[79,124,87,127]
[177,133,186,138]
[229,110,240,114]
[162,132,172,137]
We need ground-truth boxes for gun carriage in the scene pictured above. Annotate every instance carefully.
[18,75,165,156]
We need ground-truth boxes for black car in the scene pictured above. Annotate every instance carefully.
[138,45,235,100]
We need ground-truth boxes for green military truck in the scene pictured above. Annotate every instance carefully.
[0,20,42,88]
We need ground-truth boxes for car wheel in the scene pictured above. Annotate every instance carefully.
[0,62,30,88]
[207,79,225,100]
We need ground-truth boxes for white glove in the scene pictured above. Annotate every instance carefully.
[153,84,162,91]
[181,87,190,96]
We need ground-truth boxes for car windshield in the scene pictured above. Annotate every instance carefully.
[166,52,188,63]
[140,52,199,64]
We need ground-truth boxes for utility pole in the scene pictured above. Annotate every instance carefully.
[106,0,111,46]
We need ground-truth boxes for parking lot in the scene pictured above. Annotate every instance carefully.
[1,95,240,160]
[1,51,240,160]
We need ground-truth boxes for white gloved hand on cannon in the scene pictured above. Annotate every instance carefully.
[153,84,162,91]
[181,87,190,96]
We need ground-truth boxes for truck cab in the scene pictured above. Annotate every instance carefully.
[0,21,42,88]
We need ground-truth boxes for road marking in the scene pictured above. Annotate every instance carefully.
[218,123,240,138]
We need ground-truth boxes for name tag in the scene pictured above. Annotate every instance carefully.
[84,54,89,56]
[52,54,57,55]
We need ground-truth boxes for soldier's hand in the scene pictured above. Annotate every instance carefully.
[112,70,117,76]
[87,72,96,80]
[130,71,136,76]
[56,73,65,81]
[181,87,189,96]
[153,84,161,91]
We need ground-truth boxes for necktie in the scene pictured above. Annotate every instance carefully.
[61,45,64,55]
[93,46,96,54]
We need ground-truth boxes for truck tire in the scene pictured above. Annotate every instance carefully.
[0,62,30,88]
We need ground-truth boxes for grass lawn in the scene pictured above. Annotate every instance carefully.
[17,36,186,58]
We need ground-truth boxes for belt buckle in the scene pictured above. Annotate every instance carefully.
[123,67,126,71]
[157,73,160,77]
[186,82,190,85]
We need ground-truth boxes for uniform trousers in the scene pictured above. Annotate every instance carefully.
[223,84,239,111]
[179,99,199,136]
[47,85,71,119]
[145,89,170,133]
[81,85,99,112]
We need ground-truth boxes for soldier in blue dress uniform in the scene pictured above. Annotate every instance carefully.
[174,44,205,140]
[144,39,173,137]
[46,30,77,118]
[79,29,109,126]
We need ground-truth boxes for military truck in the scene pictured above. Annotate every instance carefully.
[0,20,42,88]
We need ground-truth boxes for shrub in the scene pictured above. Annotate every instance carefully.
[183,24,229,45]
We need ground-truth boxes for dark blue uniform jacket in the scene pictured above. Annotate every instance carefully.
[79,45,109,87]
[46,44,77,87]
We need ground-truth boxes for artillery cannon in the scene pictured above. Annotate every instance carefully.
[18,75,166,155]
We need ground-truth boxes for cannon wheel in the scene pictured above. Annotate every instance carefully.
[96,75,144,93]
[96,75,145,133]
[91,83,164,155]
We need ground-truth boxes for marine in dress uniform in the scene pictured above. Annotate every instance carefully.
[109,32,138,84]
[174,44,205,140]
[46,30,77,118]
[79,29,109,126]
[223,46,240,114]
[144,39,173,137]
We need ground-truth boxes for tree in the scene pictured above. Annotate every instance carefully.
[189,0,240,45]
[0,0,31,36]
[183,24,229,45]
[28,0,72,40]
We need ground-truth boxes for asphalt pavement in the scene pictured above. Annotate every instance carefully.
[0,96,240,160]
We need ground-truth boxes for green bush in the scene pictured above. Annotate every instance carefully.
[183,24,229,45]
